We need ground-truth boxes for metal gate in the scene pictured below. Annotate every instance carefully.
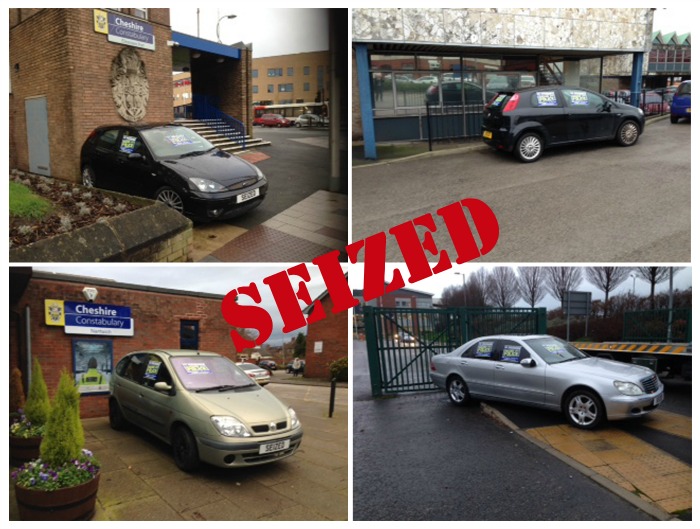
[364,306,547,397]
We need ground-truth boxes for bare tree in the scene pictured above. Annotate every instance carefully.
[467,268,490,307]
[635,267,676,309]
[544,267,583,304]
[585,267,629,318]
[486,267,520,308]
[517,267,546,308]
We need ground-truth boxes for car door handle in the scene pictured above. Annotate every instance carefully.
[495,364,506,370]
[460,361,469,365]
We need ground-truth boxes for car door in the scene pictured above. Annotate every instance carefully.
[113,353,150,429]
[561,88,617,141]
[526,89,568,144]
[137,354,175,439]
[456,339,498,398]
[89,128,125,190]
[492,339,546,405]
[109,129,155,197]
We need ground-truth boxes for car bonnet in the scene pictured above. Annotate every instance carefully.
[162,150,259,187]
[552,356,652,381]
[192,386,289,423]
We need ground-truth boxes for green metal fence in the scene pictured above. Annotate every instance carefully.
[622,308,692,343]
[364,306,547,397]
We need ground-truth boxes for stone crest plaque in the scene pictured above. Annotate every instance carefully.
[110,48,149,122]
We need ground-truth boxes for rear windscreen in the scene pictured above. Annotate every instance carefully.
[487,94,509,108]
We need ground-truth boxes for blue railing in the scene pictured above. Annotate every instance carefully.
[193,95,246,151]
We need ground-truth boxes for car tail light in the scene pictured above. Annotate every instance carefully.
[427,86,437,95]
[503,93,520,113]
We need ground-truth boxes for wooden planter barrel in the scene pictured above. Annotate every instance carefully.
[15,472,100,521]
[9,436,42,463]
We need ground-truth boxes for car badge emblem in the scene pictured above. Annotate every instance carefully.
[269,423,277,432]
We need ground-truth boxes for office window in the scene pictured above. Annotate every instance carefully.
[267,68,283,77]
[132,8,148,19]
[253,85,259,94]
[278,83,293,92]
[304,66,311,75]
[287,67,294,76]
[252,69,258,78]
[267,85,274,93]
[304,82,310,92]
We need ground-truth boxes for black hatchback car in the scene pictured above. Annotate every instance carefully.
[80,124,268,220]
[482,87,645,162]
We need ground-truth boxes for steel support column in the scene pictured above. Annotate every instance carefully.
[630,52,645,108]
[354,44,377,160]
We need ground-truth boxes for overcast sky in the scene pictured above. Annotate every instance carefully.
[652,8,692,34]
[33,265,337,346]
[349,265,691,311]
[169,8,329,58]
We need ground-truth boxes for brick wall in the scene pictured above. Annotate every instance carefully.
[304,294,348,379]
[11,275,238,418]
[9,8,173,182]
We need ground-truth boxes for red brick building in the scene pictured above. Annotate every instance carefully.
[303,288,348,379]
[10,268,237,419]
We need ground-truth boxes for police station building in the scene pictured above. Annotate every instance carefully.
[352,8,654,158]
[10,268,234,419]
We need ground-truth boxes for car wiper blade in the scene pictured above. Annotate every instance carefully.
[195,384,239,392]
[179,150,208,158]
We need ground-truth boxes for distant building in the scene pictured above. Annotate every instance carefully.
[303,287,348,379]
[253,51,330,105]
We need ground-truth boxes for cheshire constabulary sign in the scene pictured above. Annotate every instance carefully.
[45,300,134,337]
[94,9,155,51]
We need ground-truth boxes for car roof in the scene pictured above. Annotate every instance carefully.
[94,123,178,131]
[469,334,553,341]
[129,349,222,357]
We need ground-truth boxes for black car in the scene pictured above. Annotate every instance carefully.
[482,86,645,162]
[80,124,268,220]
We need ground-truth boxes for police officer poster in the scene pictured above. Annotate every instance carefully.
[73,339,113,394]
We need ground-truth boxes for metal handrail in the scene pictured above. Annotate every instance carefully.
[193,95,247,151]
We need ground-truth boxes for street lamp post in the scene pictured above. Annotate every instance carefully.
[216,14,237,44]
[454,272,467,307]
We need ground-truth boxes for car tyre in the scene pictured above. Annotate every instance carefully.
[514,132,543,163]
[616,120,640,146]
[670,114,679,124]
[447,375,470,407]
[109,398,127,430]
[172,425,200,472]
[564,389,605,430]
[155,186,185,214]
[82,165,96,188]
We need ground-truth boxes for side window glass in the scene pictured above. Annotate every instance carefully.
[563,89,594,108]
[119,132,145,155]
[499,341,528,363]
[96,129,121,150]
[142,354,172,389]
[465,340,496,360]
[123,353,148,383]
[532,91,559,107]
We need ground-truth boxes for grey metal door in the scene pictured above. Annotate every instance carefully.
[25,97,51,176]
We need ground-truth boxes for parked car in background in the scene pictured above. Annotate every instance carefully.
[430,335,664,430]
[295,113,328,127]
[258,359,277,371]
[412,75,439,84]
[426,80,497,105]
[236,362,271,385]
[670,80,691,123]
[109,350,302,470]
[257,113,292,127]
[482,86,645,162]
[80,124,267,221]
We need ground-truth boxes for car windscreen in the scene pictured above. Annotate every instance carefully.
[677,82,691,96]
[524,337,588,365]
[140,126,215,159]
[169,356,256,391]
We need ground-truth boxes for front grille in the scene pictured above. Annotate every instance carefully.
[641,374,659,394]
[251,421,288,433]
[227,178,257,191]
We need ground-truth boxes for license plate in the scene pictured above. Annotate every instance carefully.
[687,108,691,113]
[483,130,493,140]
[259,439,290,455]
[237,188,260,203]
[653,394,664,406]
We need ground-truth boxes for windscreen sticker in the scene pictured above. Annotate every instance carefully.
[120,135,137,153]
[536,91,558,107]
[143,360,161,380]
[501,345,522,362]
[165,134,194,146]
[569,91,590,106]
[543,343,568,357]
[491,94,507,107]
[475,341,494,358]
[182,362,211,375]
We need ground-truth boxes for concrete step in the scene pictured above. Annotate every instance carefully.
[177,118,271,151]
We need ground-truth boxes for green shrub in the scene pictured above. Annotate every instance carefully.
[9,182,52,219]
[40,371,85,466]
[24,359,51,427]
[329,357,348,382]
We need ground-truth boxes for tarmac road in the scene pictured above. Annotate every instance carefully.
[352,118,690,263]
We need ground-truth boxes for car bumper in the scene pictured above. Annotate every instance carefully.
[196,428,303,467]
[185,181,268,221]
[605,386,665,421]
[481,126,514,152]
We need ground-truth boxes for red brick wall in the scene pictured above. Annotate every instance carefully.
[304,294,348,379]
[12,276,236,418]
[9,8,173,182]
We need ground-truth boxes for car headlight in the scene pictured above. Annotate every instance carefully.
[289,407,300,429]
[189,177,226,192]
[211,416,251,437]
[614,381,644,396]
[252,164,266,182]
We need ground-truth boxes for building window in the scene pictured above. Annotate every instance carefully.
[253,85,259,94]
[304,66,311,75]
[180,320,199,350]
[278,83,293,92]
[252,69,258,78]
[304,82,310,91]
[267,84,274,93]
[132,8,148,19]
[267,68,283,77]
[287,67,294,76]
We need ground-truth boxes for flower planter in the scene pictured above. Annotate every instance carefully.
[9,436,42,463]
[14,471,100,521]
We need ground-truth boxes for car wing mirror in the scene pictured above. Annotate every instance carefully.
[154,381,173,393]
[128,152,145,161]
[520,358,536,368]
[602,101,612,112]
